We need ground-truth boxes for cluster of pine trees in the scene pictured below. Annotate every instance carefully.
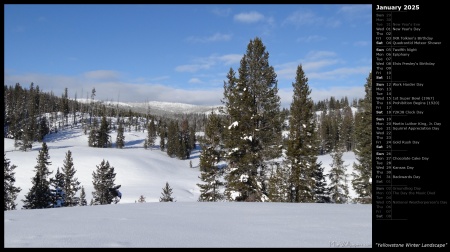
[4,141,124,210]
[4,37,372,208]
[196,37,372,204]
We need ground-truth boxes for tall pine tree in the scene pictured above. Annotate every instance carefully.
[144,118,156,150]
[267,163,289,202]
[197,110,224,202]
[49,167,65,207]
[341,105,355,151]
[159,121,166,151]
[96,115,111,148]
[116,119,125,149]
[313,162,330,203]
[222,37,282,202]
[328,145,350,204]
[166,120,179,158]
[352,71,372,204]
[61,150,81,207]
[88,117,99,147]
[4,154,22,210]
[91,159,118,205]
[285,64,321,203]
[22,142,54,209]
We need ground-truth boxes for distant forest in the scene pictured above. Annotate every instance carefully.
[3,83,364,155]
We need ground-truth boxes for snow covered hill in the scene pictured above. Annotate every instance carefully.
[5,124,360,210]
[76,98,221,116]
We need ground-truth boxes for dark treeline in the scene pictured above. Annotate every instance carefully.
[4,83,363,157]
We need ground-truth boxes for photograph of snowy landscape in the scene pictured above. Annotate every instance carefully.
[4,4,372,248]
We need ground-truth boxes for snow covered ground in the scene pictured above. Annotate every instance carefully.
[4,124,371,247]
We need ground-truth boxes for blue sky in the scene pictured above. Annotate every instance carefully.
[4,4,372,107]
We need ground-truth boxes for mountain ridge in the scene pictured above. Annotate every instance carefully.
[77,98,222,116]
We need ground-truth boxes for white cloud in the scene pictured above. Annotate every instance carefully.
[218,54,242,65]
[275,58,339,81]
[176,53,241,73]
[186,32,232,43]
[83,70,121,80]
[307,66,371,80]
[188,78,203,84]
[4,72,224,106]
[175,64,211,73]
[234,11,264,23]
[303,59,340,71]
[274,50,350,80]
[338,4,371,14]
[211,7,231,17]
[336,5,372,24]
[282,10,321,27]
[283,10,341,28]
[305,50,337,60]
[297,35,327,43]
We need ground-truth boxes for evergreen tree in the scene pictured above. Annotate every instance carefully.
[341,105,355,151]
[37,116,50,142]
[9,83,27,150]
[222,37,282,202]
[285,64,320,203]
[197,110,225,202]
[96,115,111,148]
[49,167,65,207]
[4,85,16,140]
[159,122,166,151]
[331,108,343,151]
[22,142,54,209]
[79,186,87,206]
[90,87,96,121]
[88,117,99,147]
[177,119,191,159]
[145,119,156,150]
[197,169,224,202]
[352,71,372,204]
[91,159,118,205]
[159,182,175,202]
[267,163,289,202]
[4,154,22,210]
[62,87,70,126]
[61,150,81,207]
[116,119,125,149]
[166,120,179,158]
[319,109,334,154]
[21,82,37,152]
[313,162,330,203]
[189,126,196,150]
[328,145,350,204]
